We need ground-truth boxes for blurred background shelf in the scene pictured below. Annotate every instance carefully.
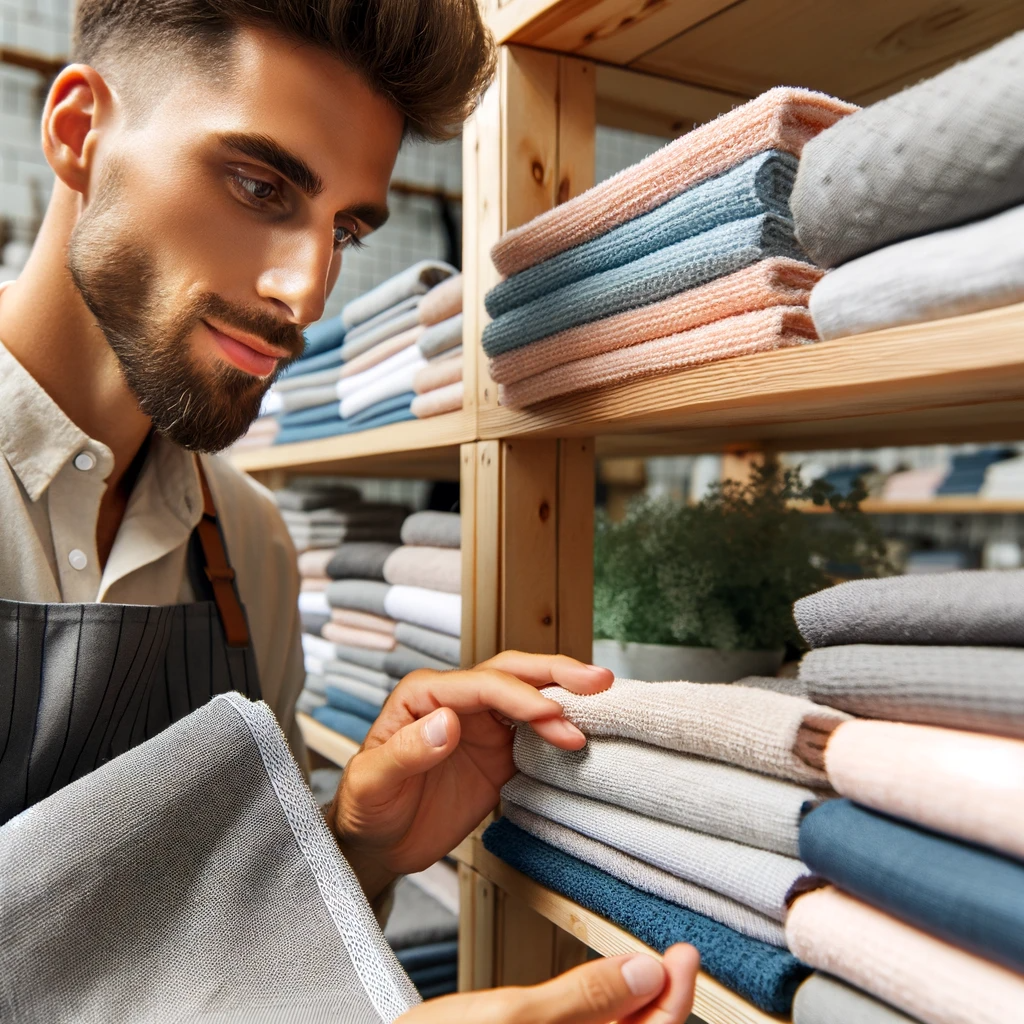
[297,712,360,768]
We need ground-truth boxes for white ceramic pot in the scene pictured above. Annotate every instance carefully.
[592,640,785,683]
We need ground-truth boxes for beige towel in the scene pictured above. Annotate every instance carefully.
[411,380,464,419]
[786,887,1024,1024]
[297,549,335,578]
[418,274,463,326]
[413,353,463,395]
[383,546,461,595]
[299,577,329,593]
[329,608,397,636]
[321,622,396,652]
[340,325,421,379]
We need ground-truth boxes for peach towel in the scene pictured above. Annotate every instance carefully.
[786,887,1024,1024]
[321,622,396,651]
[488,258,821,385]
[491,88,855,278]
[339,325,421,379]
[413,353,463,394]
[299,577,329,593]
[329,608,397,636]
[880,467,946,502]
[501,306,817,409]
[297,549,335,578]
[418,274,463,326]
[826,720,1024,862]
[411,380,464,418]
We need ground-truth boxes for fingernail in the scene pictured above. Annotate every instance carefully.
[621,955,664,997]
[561,720,586,742]
[422,711,448,748]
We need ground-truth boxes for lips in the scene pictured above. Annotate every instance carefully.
[203,321,289,378]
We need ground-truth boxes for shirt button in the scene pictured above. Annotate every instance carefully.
[74,451,97,471]
[68,549,88,571]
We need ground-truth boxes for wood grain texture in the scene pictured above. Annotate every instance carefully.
[473,441,502,664]
[458,863,497,991]
[459,443,478,668]
[556,57,596,206]
[794,498,1024,515]
[296,712,360,768]
[557,438,596,663]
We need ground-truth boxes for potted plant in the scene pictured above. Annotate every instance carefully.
[593,462,890,681]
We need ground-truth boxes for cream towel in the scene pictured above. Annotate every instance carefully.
[339,325,421,379]
[383,546,461,595]
[413,354,463,395]
[411,381,464,419]
[299,577,329,593]
[785,887,1024,1024]
[418,274,463,326]
[320,623,396,652]
[328,608,397,636]
[297,548,335,579]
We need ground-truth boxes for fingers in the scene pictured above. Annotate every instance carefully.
[482,651,614,694]
[628,945,699,1024]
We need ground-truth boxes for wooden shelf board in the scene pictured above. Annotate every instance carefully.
[297,712,360,768]
[793,498,1024,515]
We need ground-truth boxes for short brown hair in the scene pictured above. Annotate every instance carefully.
[73,0,496,141]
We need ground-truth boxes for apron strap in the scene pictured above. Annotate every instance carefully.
[193,456,251,649]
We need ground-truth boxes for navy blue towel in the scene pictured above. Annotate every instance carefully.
[407,962,458,987]
[935,447,1015,495]
[800,799,1024,974]
[416,979,457,1000]
[324,685,381,723]
[482,818,808,1015]
[310,705,372,744]
[396,940,459,972]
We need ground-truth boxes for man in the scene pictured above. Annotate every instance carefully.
[0,1,699,1020]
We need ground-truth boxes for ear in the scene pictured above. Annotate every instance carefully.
[41,64,117,195]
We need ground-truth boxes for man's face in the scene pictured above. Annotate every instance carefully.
[67,27,403,452]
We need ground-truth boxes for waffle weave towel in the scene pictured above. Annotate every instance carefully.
[794,974,915,1024]
[383,546,461,595]
[342,261,455,330]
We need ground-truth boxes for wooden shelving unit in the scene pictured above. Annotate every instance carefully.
[796,498,1024,516]
[296,712,361,768]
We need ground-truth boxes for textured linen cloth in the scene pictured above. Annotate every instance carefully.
[541,680,848,785]
[418,313,464,360]
[325,683,382,722]
[488,256,820,385]
[791,31,1024,268]
[417,274,463,326]
[401,511,461,549]
[274,402,414,446]
[311,704,372,744]
[504,802,786,946]
[484,817,810,1015]
[412,381,464,418]
[809,204,1024,340]
[385,877,458,949]
[383,586,461,638]
[341,309,423,362]
[500,305,817,408]
[341,357,426,420]
[487,150,798,318]
[0,694,418,1023]
[342,260,455,330]
[799,644,1024,737]
[337,343,423,401]
[794,974,916,1024]
[801,799,1024,972]
[321,623,396,652]
[325,580,392,616]
[795,570,1024,648]
[329,608,397,635]
[413,353,462,394]
[324,675,388,710]
[492,87,854,278]
[786,886,1024,1024]
[326,543,400,581]
[394,622,461,666]
[483,212,806,357]
[341,325,421,379]
[384,644,455,679]
[513,728,823,857]
[383,546,461,595]
[502,774,817,921]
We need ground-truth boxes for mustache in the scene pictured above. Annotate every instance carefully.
[194,293,306,363]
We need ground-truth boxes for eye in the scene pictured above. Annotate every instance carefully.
[333,224,364,250]
[233,173,276,202]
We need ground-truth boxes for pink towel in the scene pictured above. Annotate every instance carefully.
[500,306,817,409]
[297,549,335,578]
[411,380,464,418]
[299,577,329,593]
[786,887,1024,1024]
[488,258,821,385]
[880,467,947,502]
[413,353,463,394]
[321,622,396,651]
[491,88,856,278]
[329,608,397,636]
[339,325,421,379]
[826,720,1024,862]
[418,274,463,326]
[383,545,462,595]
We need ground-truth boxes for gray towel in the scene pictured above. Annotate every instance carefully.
[325,580,392,616]
[738,675,812,698]
[326,542,400,581]
[330,644,391,674]
[417,313,464,360]
[341,308,422,362]
[274,364,345,393]
[324,659,394,690]
[394,622,461,666]
[400,511,461,549]
[794,974,916,1024]
[513,729,823,858]
[342,294,420,345]
[300,611,330,634]
[281,504,408,528]
[276,382,340,414]
[384,644,455,680]
[342,261,457,330]
[795,570,1024,648]
[799,644,1024,738]
[791,31,1024,267]
[296,688,327,715]
[384,876,458,950]
[274,484,361,511]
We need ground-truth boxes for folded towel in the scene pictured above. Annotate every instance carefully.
[329,608,397,635]
[492,87,854,278]
[383,586,461,638]
[274,402,414,445]
[395,941,459,972]
[487,150,799,319]
[541,680,849,785]
[385,876,458,950]
[300,577,329,593]
[513,728,823,857]
[502,774,815,921]
[981,455,1024,498]
[276,381,341,415]
[343,295,420,347]
[325,675,388,710]
[413,353,463,394]
[400,511,461,550]
[411,381,464,418]
[342,358,426,420]
[341,325,422,379]
[282,340,344,376]
[393,623,461,667]
[801,799,1024,973]
[384,644,455,679]
[879,466,947,501]
[300,316,346,357]
[786,886,1024,1024]
[321,658,393,691]
[325,543,399,581]
[504,802,786,947]
[791,31,1024,268]
[488,257,820,385]
[501,305,817,408]
[795,570,1024,648]
[300,611,330,634]
[383,546,461,595]
[278,401,344,429]
[274,484,361,513]
[418,313,464,360]
[483,817,810,1015]
[324,684,382,721]
[297,549,335,578]
[282,504,407,528]
[794,974,916,1024]
[407,963,457,989]
[418,274,463,326]
[296,687,327,716]
[323,643,390,674]
[297,591,329,616]
[311,705,372,744]
[341,308,422,362]
[342,261,456,330]
[483,213,806,357]
[936,448,1016,496]
[325,580,391,616]
[337,344,424,401]
[320,623,396,652]
[275,364,344,393]
[799,644,1024,738]
[809,205,1024,340]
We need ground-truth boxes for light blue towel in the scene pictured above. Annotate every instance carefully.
[486,150,798,319]
[301,317,346,358]
[280,345,344,380]
[279,401,341,428]
[274,396,414,445]
[481,212,805,356]
[324,685,382,724]
[310,705,372,743]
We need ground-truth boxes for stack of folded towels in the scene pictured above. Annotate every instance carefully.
[791,31,1024,343]
[480,87,858,408]
[786,571,1024,1024]
[412,274,465,419]
[980,452,1024,499]
[933,447,1016,496]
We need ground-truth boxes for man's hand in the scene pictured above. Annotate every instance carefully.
[397,946,700,1024]
[325,651,613,900]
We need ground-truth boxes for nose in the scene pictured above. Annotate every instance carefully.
[255,226,337,326]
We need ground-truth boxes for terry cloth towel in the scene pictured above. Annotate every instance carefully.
[321,623,396,652]
[504,802,786,946]
[411,381,464,419]
[809,205,1024,340]
[484,817,809,1015]
[394,623,461,666]
[342,295,420,349]
[488,256,820,385]
[325,684,382,722]
[501,305,817,408]
[799,644,1024,738]
[325,676,388,711]
[785,886,1024,1024]
[330,608,397,635]
[418,313,463,360]
[881,466,946,501]
[385,877,458,950]
[395,941,459,972]
[327,543,400,581]
[274,401,415,446]
[341,308,423,362]
[300,316,346,358]
[801,799,1024,973]
[482,212,807,357]
[825,719,1024,862]
[312,705,372,744]
[513,728,823,857]
[794,974,916,1024]
[414,353,462,394]
[502,774,816,921]
[491,86,854,278]
[273,483,361,512]
[297,548,335,578]
[486,150,799,319]
[401,511,461,550]
[342,261,456,331]
[342,356,426,420]
[791,31,1024,269]
[383,546,461,595]
[325,580,392,616]
[342,325,422,379]
[541,680,849,785]
[0,694,418,1023]
[418,274,463,326]
[279,344,344,380]
[383,586,461,638]
[795,570,1024,648]
[298,591,329,616]
[384,645,455,679]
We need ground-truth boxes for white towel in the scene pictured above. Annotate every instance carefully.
[297,591,330,616]
[336,343,422,401]
[341,357,426,420]
[383,585,461,638]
